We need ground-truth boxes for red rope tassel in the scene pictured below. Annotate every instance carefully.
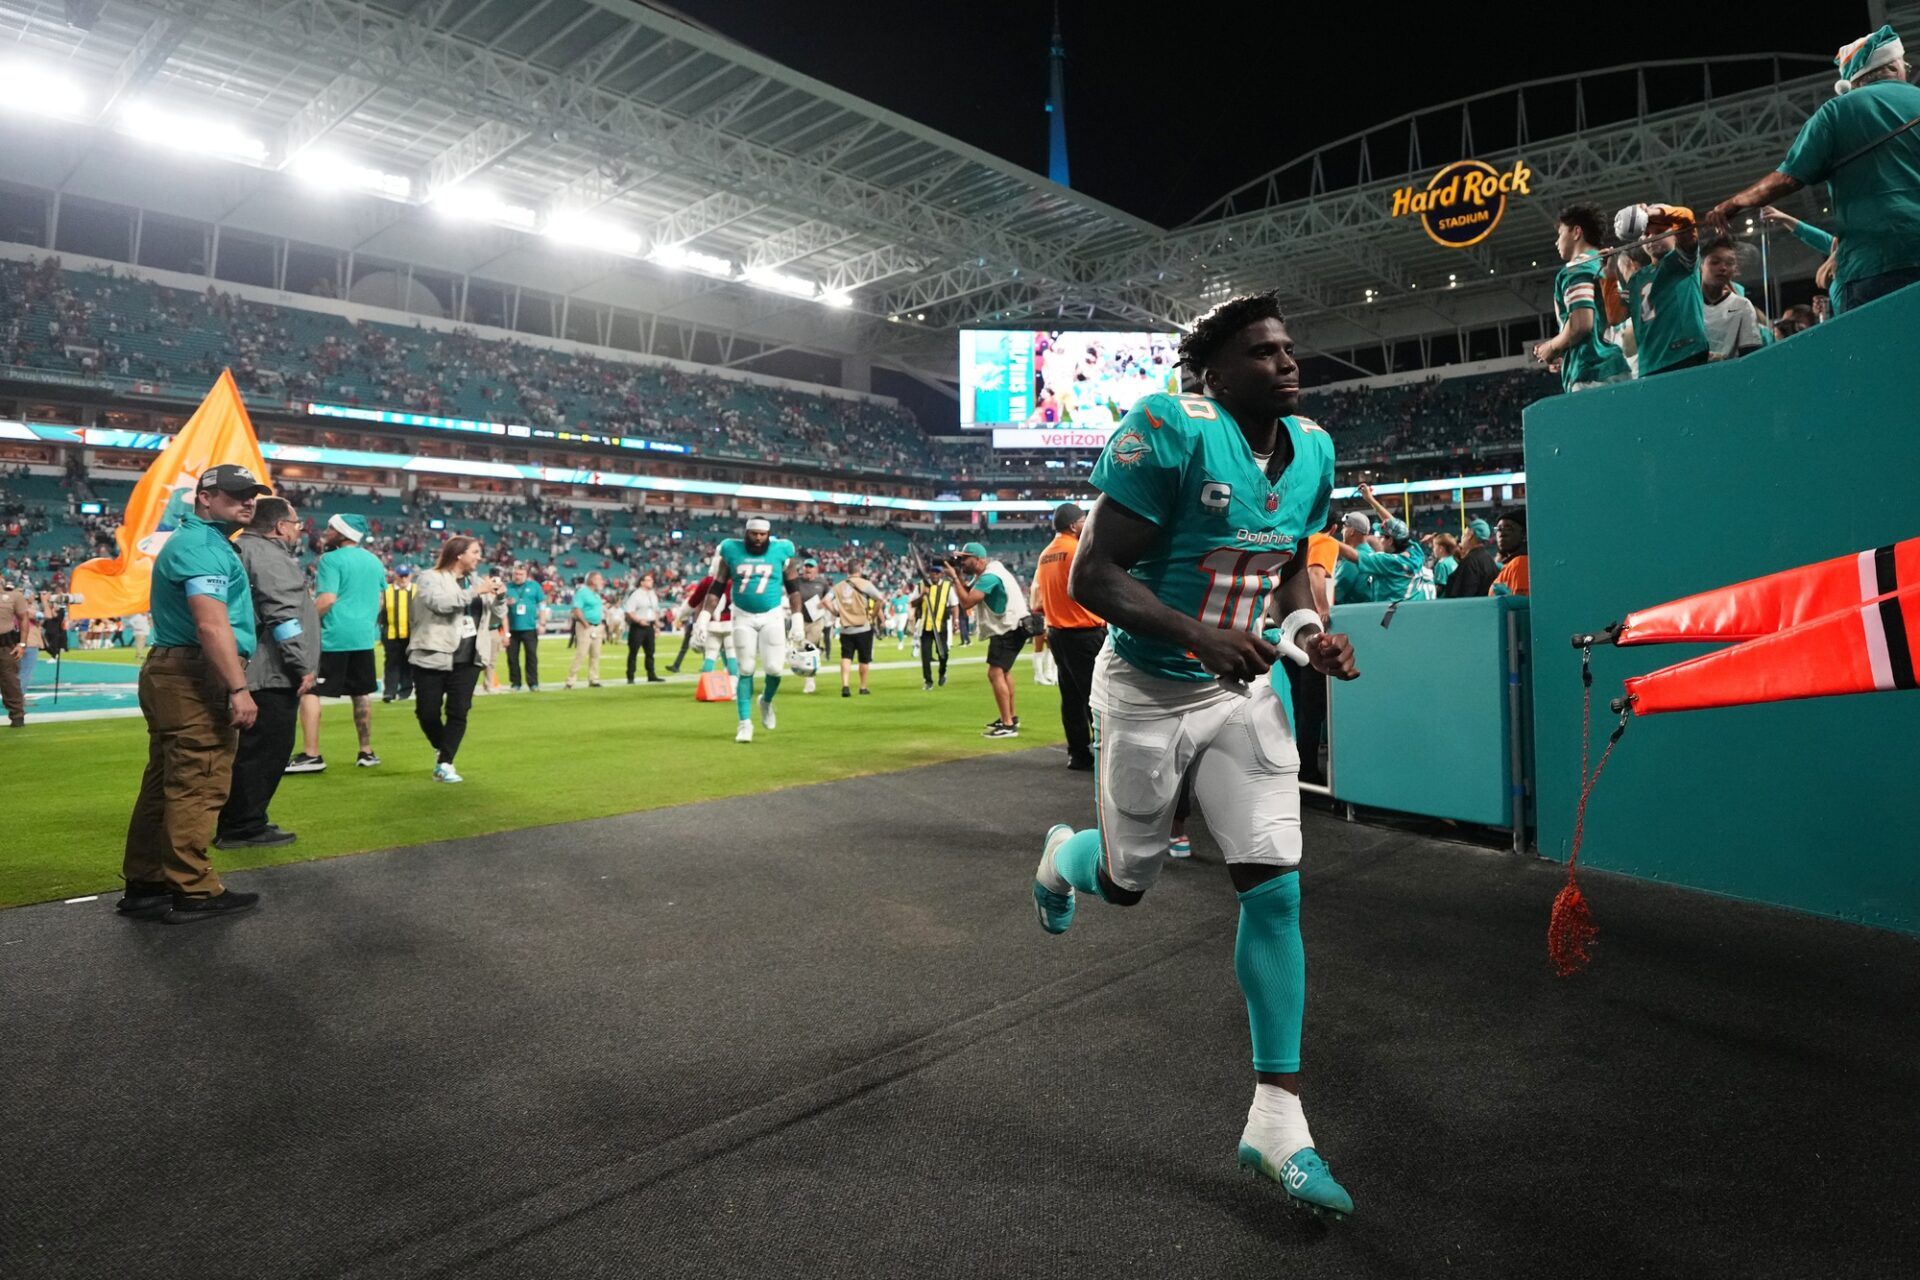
[1551,647,1628,977]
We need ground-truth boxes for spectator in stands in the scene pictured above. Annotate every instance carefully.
[217,497,316,850]
[622,571,666,684]
[1334,517,1427,605]
[1708,26,1920,314]
[1427,533,1459,593]
[1773,304,1819,339]
[566,571,607,689]
[1534,205,1632,393]
[1029,502,1103,772]
[501,562,543,691]
[1760,206,1836,263]
[1441,519,1499,599]
[121,465,270,923]
[1811,291,1833,323]
[291,514,385,774]
[1617,204,1710,376]
[378,565,415,704]
[0,573,31,727]
[1332,510,1375,604]
[1699,235,1766,360]
[1491,512,1530,597]
[409,537,505,784]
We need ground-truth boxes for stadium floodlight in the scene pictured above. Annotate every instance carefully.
[0,62,87,118]
[119,101,267,162]
[430,186,537,232]
[544,213,641,257]
[820,291,854,309]
[290,148,410,200]
[649,244,735,278]
[742,266,818,300]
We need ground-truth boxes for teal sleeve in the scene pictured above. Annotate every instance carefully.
[1561,259,1602,314]
[1779,106,1833,185]
[1791,221,1835,255]
[1089,397,1190,525]
[974,572,1007,613]
[316,555,342,595]
[1352,546,1397,575]
[165,539,230,585]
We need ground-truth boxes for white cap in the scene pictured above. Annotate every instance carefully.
[744,517,771,533]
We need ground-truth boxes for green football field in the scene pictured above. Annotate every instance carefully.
[5,639,1063,909]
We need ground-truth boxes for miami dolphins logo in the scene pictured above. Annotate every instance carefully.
[135,480,197,557]
[1110,428,1148,467]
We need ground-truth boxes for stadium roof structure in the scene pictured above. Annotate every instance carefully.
[0,0,1887,383]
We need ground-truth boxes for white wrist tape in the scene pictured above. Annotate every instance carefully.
[1275,608,1323,667]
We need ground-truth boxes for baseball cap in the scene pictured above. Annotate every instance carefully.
[960,541,987,559]
[396,564,413,576]
[1382,517,1410,542]
[804,557,818,567]
[197,464,271,497]
[1341,511,1370,535]
[1467,518,1492,541]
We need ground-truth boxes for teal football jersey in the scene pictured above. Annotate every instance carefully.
[717,537,798,613]
[1552,249,1628,391]
[1089,392,1334,682]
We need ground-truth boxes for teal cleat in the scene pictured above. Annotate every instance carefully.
[1237,1143,1354,1220]
[1032,824,1076,935]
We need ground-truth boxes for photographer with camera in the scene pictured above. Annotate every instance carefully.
[945,541,1033,738]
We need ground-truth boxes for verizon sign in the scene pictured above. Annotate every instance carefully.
[991,427,1116,450]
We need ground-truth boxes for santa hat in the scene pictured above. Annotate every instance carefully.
[328,513,369,543]
[1835,25,1904,94]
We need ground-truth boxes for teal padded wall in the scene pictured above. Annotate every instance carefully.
[1327,596,1531,827]
[1525,284,1920,934]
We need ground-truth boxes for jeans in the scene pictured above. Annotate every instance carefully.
[219,685,299,838]
[505,630,539,689]
[412,663,482,764]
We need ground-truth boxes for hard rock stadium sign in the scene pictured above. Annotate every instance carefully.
[1390,159,1533,248]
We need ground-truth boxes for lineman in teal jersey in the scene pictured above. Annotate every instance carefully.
[692,517,803,743]
[1029,293,1363,1219]
[1533,204,1630,392]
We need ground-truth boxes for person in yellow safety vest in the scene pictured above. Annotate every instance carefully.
[379,566,416,703]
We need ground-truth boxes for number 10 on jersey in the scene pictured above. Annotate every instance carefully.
[1197,548,1291,630]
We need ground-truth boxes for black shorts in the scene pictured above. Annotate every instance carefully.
[839,631,875,664]
[985,630,1029,671]
[314,648,379,698]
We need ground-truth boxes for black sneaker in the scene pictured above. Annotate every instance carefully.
[923,681,933,691]
[985,715,1022,730]
[116,880,172,917]
[937,674,946,686]
[164,889,261,924]
[983,724,1020,739]
[1067,757,1094,772]
[215,826,297,849]
[841,686,852,698]
[356,751,381,768]
[284,753,325,774]
[647,676,667,683]
[858,688,871,696]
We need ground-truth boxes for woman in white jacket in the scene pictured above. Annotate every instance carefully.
[408,537,505,783]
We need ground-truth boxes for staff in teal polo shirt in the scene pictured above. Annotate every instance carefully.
[566,571,608,689]
[1707,25,1920,313]
[120,464,272,922]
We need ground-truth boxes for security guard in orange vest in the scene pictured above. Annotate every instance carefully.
[379,565,415,702]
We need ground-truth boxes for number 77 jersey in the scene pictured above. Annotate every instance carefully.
[1090,392,1334,683]
[714,537,798,613]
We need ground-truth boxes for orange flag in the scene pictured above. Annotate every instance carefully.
[67,370,271,621]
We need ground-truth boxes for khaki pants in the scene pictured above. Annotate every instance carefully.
[568,620,604,686]
[123,648,239,898]
[0,645,22,723]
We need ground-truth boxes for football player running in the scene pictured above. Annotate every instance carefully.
[693,517,804,743]
[1029,292,1362,1218]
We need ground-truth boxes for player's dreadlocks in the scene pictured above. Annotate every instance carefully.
[1175,291,1287,374]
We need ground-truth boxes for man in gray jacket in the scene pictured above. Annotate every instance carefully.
[217,496,319,848]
